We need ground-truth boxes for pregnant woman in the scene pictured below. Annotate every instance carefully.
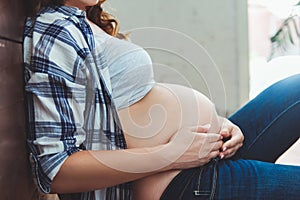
[89,16,300,200]
[24,0,300,199]
[90,25,224,199]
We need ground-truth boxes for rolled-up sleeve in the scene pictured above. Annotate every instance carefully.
[24,15,90,193]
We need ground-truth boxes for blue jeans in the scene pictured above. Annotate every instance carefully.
[161,74,300,200]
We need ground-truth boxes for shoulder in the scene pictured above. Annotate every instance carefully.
[24,8,94,78]
[25,7,91,53]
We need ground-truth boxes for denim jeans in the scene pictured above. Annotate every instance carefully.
[161,74,300,200]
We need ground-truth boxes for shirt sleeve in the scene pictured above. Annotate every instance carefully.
[24,18,90,193]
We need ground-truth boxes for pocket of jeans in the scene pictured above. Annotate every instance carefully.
[177,169,201,199]
[193,159,219,200]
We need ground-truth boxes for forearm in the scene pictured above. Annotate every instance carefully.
[51,125,223,194]
[51,145,171,193]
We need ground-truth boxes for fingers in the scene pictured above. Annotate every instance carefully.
[212,140,223,151]
[210,150,222,159]
[191,124,211,133]
[216,118,245,159]
[220,127,232,139]
[199,148,223,164]
[220,133,243,158]
[199,137,223,161]
[191,125,223,144]
[222,131,244,150]
[220,142,243,159]
[219,128,244,159]
[207,133,223,142]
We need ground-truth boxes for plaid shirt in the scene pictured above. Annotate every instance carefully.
[24,6,131,200]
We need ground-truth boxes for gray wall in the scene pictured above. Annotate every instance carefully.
[106,0,249,115]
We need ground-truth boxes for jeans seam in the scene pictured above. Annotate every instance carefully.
[210,161,218,200]
[194,167,204,195]
[178,170,199,199]
[242,100,300,157]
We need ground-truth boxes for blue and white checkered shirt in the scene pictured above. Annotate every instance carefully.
[24,6,131,200]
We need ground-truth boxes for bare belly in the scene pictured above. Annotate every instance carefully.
[117,83,221,200]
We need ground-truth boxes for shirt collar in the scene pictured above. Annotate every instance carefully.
[39,5,86,19]
[38,5,95,50]
[57,6,86,19]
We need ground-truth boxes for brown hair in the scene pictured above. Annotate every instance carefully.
[29,0,120,37]
[86,0,120,37]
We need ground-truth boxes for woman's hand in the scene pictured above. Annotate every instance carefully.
[165,125,224,170]
[218,117,244,159]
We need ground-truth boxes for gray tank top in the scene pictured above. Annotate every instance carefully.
[94,31,155,109]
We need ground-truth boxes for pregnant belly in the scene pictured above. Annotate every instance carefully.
[117,83,221,200]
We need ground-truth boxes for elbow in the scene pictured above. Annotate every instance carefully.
[50,174,64,194]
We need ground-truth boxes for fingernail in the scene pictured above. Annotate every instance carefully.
[220,154,225,159]
[223,147,227,151]
[203,124,211,129]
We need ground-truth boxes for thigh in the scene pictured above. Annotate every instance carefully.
[216,159,300,200]
[161,159,300,200]
[229,74,300,162]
